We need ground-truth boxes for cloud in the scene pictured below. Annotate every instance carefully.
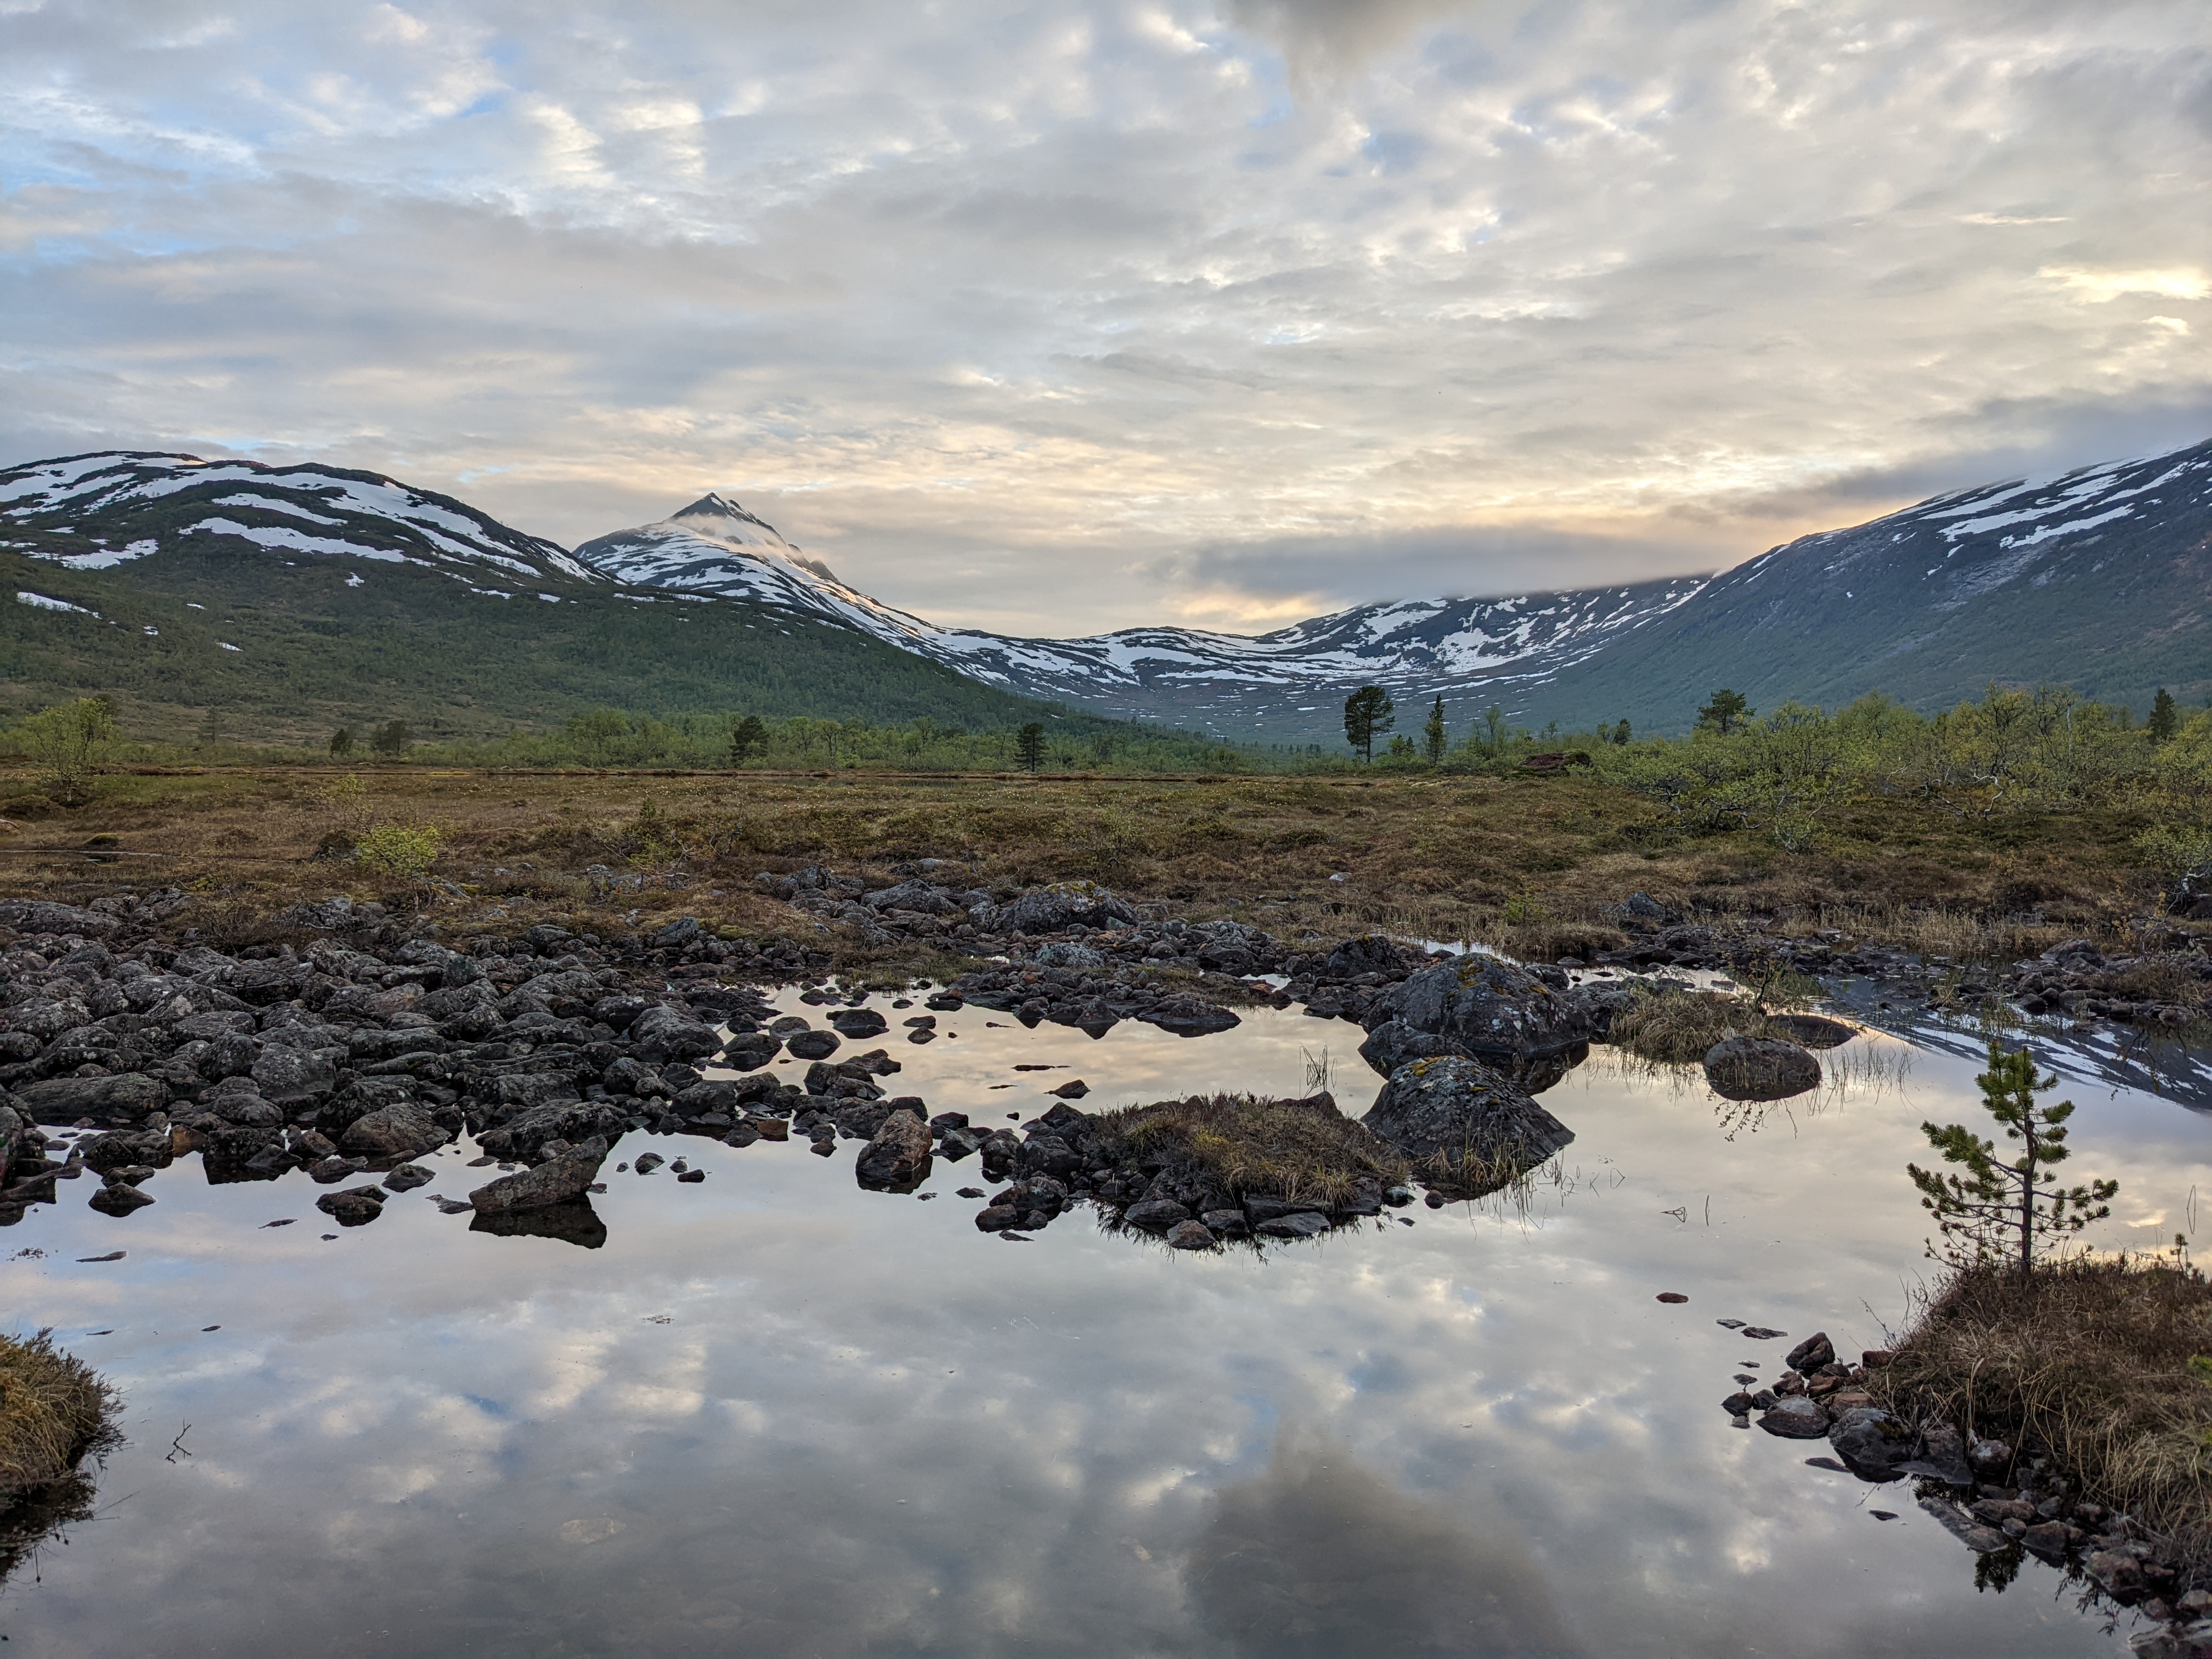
[0,0,2208,635]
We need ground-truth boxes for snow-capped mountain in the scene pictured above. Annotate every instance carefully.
[573,494,1707,738]
[0,452,594,591]
[1534,434,2212,729]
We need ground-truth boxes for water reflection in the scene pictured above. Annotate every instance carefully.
[1189,1432,1581,1657]
[0,998,2200,1655]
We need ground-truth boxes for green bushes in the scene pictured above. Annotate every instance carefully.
[353,822,443,878]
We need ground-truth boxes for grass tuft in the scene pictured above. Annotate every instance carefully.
[1874,1259,2212,1573]
[0,1330,119,1499]
[1602,985,1774,1064]
[1091,1093,1409,1207]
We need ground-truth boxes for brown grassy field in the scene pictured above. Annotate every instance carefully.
[0,762,2166,962]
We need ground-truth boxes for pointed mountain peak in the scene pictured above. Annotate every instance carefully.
[667,490,787,542]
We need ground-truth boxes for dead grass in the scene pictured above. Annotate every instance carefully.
[1874,1259,2212,1570]
[0,763,2179,964]
[0,1330,119,1499]
[1604,985,1773,1064]
[1092,1092,1410,1209]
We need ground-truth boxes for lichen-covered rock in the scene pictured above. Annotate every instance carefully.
[340,1100,448,1160]
[994,881,1138,935]
[1357,1019,1470,1079]
[474,1101,629,1165]
[250,1044,340,1104]
[1703,1036,1822,1102]
[1361,1055,1573,1180]
[1828,1406,1914,1480]
[1368,956,1595,1063]
[469,1137,610,1214]
[627,1005,722,1064]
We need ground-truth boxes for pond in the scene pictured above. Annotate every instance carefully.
[1,989,2205,1656]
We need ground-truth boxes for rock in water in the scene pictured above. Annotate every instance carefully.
[827,1008,890,1039]
[1361,1056,1573,1184]
[1757,1397,1830,1438]
[854,1110,931,1191]
[469,1137,610,1215]
[315,1185,387,1227]
[89,1181,155,1216]
[1363,957,1595,1071]
[1785,1331,1836,1373]
[1703,1036,1822,1102]
[1767,1013,1855,1049]
[1828,1406,1914,1481]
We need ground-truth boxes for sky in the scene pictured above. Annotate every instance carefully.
[3,0,2209,637]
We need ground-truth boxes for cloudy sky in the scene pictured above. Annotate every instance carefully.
[4,0,2209,635]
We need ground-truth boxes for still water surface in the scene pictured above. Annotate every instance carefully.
[2,996,2208,1656]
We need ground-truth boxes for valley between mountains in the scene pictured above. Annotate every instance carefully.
[4,437,2210,746]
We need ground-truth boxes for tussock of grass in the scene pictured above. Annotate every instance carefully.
[0,1330,119,1499]
[1603,985,1773,1064]
[1092,1093,1410,1208]
[1875,1260,2212,1569]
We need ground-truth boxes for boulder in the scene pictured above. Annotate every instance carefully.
[1323,935,1412,979]
[1255,1211,1330,1239]
[1361,1056,1573,1180]
[1165,1219,1218,1250]
[1703,1036,1822,1102]
[476,1101,629,1165]
[854,1110,932,1190]
[381,1163,435,1192]
[340,1101,448,1160]
[1369,956,1595,1063]
[469,1137,611,1215]
[12,1071,168,1127]
[1357,1019,1472,1079]
[785,1029,841,1060]
[995,881,1138,934]
[722,1032,781,1071]
[210,1090,285,1130]
[0,900,119,937]
[628,1006,723,1064]
[250,1045,340,1104]
[828,1008,891,1039]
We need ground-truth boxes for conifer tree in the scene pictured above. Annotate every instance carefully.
[1908,1042,2115,1273]
[1422,696,1447,764]
[2150,687,2179,742]
[1015,721,1047,771]
[1342,686,1394,761]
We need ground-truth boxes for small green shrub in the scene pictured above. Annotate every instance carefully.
[353,823,443,878]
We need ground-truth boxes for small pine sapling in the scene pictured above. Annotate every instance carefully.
[1908,1042,2116,1273]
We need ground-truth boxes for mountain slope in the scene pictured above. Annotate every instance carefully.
[0,454,1152,743]
[1532,437,2212,731]
[575,495,1707,741]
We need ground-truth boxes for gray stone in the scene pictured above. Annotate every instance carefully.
[381,1163,435,1192]
[1828,1406,1914,1480]
[827,1008,890,1039]
[1785,1331,1835,1373]
[1123,1198,1190,1231]
[1703,1036,1822,1102]
[854,1109,932,1190]
[785,1029,841,1060]
[1255,1211,1330,1239]
[211,1091,285,1130]
[89,1181,155,1216]
[1361,1056,1573,1180]
[315,1184,386,1226]
[628,1006,723,1063]
[12,1071,168,1127]
[996,881,1138,934]
[1757,1397,1830,1438]
[1165,1219,1218,1250]
[341,1101,448,1160]
[250,1053,338,1106]
[469,1137,610,1215]
[1357,1019,1474,1079]
[1370,955,1596,1062]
